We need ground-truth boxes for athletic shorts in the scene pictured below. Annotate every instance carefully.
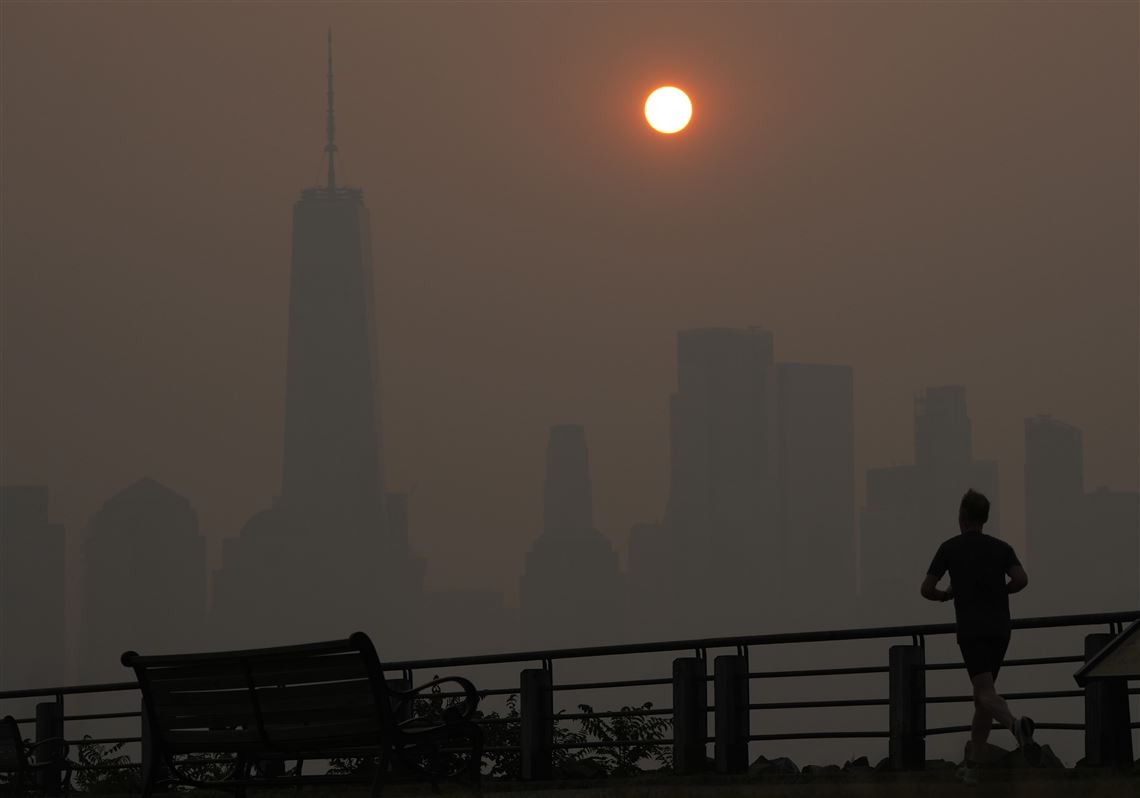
[957,632,1011,679]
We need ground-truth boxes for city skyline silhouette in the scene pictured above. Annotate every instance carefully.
[1,2,1137,781]
[2,0,1137,699]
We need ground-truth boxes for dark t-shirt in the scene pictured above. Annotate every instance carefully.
[927,532,1020,637]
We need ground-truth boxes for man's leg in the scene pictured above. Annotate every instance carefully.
[970,701,993,753]
[970,672,1015,735]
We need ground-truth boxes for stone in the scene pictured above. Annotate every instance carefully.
[843,756,871,772]
[802,764,842,777]
[924,759,958,771]
[748,755,799,776]
[557,757,609,779]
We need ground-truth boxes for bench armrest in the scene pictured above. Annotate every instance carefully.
[390,676,481,722]
[26,737,70,759]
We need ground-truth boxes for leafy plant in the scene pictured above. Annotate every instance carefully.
[575,702,672,776]
[73,737,142,794]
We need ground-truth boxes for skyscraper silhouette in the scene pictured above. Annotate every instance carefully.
[80,478,206,682]
[859,386,1000,625]
[212,32,423,650]
[776,363,856,630]
[0,486,64,690]
[1024,415,1084,611]
[665,328,779,636]
[520,425,623,648]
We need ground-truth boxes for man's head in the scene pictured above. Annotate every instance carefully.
[958,489,990,532]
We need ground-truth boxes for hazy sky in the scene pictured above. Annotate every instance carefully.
[2,1,1137,606]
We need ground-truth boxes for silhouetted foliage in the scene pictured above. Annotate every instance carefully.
[74,737,141,794]
[576,702,672,776]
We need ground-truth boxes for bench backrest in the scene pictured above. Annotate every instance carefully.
[122,632,394,756]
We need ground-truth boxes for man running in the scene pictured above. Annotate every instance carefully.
[921,489,1038,775]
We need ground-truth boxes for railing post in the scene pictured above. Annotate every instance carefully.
[35,700,65,796]
[520,668,553,780]
[1083,633,1134,767]
[713,655,749,774]
[672,657,707,774]
[888,644,925,770]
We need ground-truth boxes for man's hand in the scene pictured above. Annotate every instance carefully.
[921,574,953,603]
[1006,564,1029,594]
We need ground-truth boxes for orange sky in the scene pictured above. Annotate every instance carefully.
[2,2,1137,610]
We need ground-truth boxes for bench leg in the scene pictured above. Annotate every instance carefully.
[369,749,388,798]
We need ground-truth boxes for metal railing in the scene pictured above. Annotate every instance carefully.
[3,610,1136,791]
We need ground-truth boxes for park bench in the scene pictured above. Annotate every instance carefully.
[121,632,482,796]
[0,714,72,795]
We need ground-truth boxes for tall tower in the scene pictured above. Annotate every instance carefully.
[280,28,385,542]
[213,32,422,650]
[665,327,779,636]
[520,425,623,648]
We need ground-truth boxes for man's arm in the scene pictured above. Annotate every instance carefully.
[920,574,953,602]
[1006,564,1029,594]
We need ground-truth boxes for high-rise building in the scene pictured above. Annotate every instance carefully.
[1081,488,1140,611]
[0,486,65,690]
[859,387,1001,625]
[625,521,671,642]
[80,478,206,682]
[776,363,855,630]
[520,425,623,648]
[665,327,779,636]
[1023,415,1084,613]
[212,32,423,650]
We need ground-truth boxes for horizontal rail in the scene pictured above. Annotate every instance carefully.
[557,708,672,721]
[68,736,141,746]
[749,731,890,740]
[553,739,672,749]
[381,611,1140,671]
[925,655,1085,671]
[553,677,674,691]
[926,689,1085,705]
[3,611,1135,700]
[66,711,142,722]
[750,665,889,679]
[750,697,889,710]
[926,722,1086,735]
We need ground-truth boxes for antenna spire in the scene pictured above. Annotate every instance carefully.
[325,27,337,193]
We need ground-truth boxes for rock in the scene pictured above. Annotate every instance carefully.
[802,764,842,777]
[925,759,958,771]
[556,757,608,779]
[748,755,799,776]
[843,756,871,771]
[873,756,891,772]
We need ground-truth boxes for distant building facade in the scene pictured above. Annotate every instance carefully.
[80,478,206,681]
[0,486,65,689]
[664,328,779,636]
[1080,487,1140,611]
[520,425,624,648]
[211,39,424,652]
[776,363,856,630]
[1023,415,1084,613]
[859,386,1001,625]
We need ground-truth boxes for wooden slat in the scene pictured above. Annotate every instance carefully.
[262,719,382,744]
[258,705,377,725]
[164,727,262,752]
[255,680,374,714]
[248,656,368,687]
[152,687,250,708]
[150,672,250,693]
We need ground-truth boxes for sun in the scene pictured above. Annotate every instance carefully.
[645,86,692,134]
